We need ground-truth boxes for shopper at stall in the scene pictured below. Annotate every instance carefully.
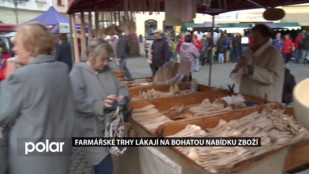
[109,34,119,57]
[230,24,284,102]
[282,34,293,64]
[272,32,284,51]
[294,31,305,64]
[206,32,213,64]
[231,33,242,64]
[116,28,132,79]
[55,33,73,71]
[150,29,170,76]
[217,33,226,64]
[176,34,184,61]
[70,39,129,174]
[224,34,231,62]
[179,34,200,81]
[0,22,75,174]
[0,40,12,81]
[200,35,209,66]
[300,31,309,64]
[193,34,202,71]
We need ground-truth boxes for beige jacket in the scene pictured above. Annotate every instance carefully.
[231,40,284,102]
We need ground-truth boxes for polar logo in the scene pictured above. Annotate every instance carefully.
[25,140,65,155]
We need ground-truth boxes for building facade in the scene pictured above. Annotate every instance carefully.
[0,0,52,24]
[135,3,309,37]
[0,0,70,24]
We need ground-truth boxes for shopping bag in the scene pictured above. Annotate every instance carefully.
[104,106,127,156]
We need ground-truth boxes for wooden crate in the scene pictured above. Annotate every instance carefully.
[129,82,213,98]
[122,77,153,83]
[130,90,266,136]
[121,77,153,88]
[155,104,309,173]
[130,89,265,111]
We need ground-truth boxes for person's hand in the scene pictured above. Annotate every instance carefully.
[5,60,18,78]
[117,95,125,105]
[104,95,117,109]
[117,58,121,62]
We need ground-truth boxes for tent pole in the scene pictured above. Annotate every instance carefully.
[88,11,93,42]
[69,14,75,63]
[80,12,87,56]
[208,15,215,86]
[71,13,80,62]
[95,8,99,38]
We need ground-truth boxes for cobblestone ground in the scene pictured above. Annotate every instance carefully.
[70,148,93,174]
[69,56,309,174]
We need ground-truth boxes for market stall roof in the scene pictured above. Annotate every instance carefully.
[191,22,222,32]
[219,23,251,28]
[181,23,201,33]
[193,22,222,28]
[263,22,284,29]
[67,0,309,15]
[28,6,87,33]
[275,22,301,30]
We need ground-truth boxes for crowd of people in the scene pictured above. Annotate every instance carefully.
[147,24,297,104]
[272,30,309,64]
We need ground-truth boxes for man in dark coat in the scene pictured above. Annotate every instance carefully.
[116,28,132,79]
[300,32,309,64]
[55,33,73,71]
[231,33,242,63]
[150,29,169,76]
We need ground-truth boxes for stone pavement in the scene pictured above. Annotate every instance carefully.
[69,57,309,174]
[70,148,93,174]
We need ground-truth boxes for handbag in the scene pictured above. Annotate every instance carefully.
[0,125,9,174]
[104,105,127,156]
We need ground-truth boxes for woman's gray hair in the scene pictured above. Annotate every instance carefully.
[16,22,54,57]
[81,39,113,62]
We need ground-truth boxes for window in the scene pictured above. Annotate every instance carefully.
[57,0,65,6]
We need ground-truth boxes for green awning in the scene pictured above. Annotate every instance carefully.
[218,23,250,28]
[181,23,202,33]
[274,22,300,27]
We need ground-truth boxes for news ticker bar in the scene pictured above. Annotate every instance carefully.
[72,137,261,147]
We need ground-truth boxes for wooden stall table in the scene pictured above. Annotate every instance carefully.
[153,105,309,174]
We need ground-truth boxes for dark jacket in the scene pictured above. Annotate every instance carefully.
[301,35,309,50]
[116,36,130,60]
[282,67,296,104]
[217,37,226,53]
[151,38,169,68]
[232,36,242,48]
[55,41,73,71]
